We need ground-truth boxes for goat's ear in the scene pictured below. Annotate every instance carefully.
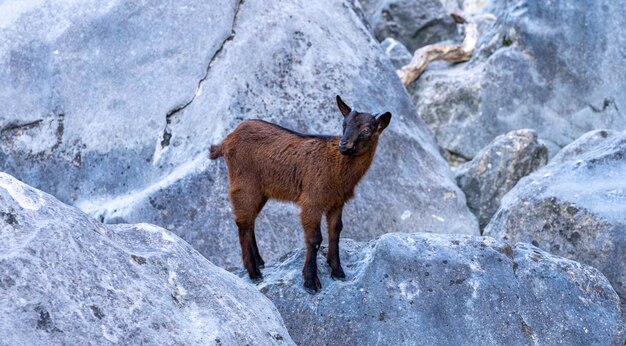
[336,95,352,117]
[376,112,392,133]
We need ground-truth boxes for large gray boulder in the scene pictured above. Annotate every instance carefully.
[0,0,478,269]
[358,0,458,52]
[0,172,293,345]
[455,129,547,230]
[260,232,624,345]
[409,0,626,159]
[485,130,626,304]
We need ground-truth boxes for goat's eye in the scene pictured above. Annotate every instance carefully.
[362,128,371,135]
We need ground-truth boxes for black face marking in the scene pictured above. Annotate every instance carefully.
[339,111,379,156]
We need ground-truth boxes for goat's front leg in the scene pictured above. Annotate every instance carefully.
[326,205,346,280]
[301,206,323,294]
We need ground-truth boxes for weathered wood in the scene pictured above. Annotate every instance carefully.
[397,12,479,86]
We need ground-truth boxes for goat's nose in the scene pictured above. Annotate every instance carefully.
[339,140,353,151]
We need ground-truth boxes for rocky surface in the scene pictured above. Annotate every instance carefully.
[455,129,547,230]
[409,0,626,159]
[0,0,478,269]
[380,37,412,69]
[0,172,294,345]
[358,0,458,52]
[260,232,624,345]
[485,130,626,304]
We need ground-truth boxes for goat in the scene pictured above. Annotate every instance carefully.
[209,96,391,294]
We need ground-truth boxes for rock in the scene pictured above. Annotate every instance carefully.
[455,129,548,230]
[459,0,488,15]
[409,0,626,159]
[484,130,626,304]
[260,232,624,345]
[358,0,458,52]
[0,0,478,268]
[380,37,412,69]
[0,172,294,345]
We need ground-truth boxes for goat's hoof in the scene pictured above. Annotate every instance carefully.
[330,268,346,281]
[331,273,346,281]
[303,276,322,294]
[248,269,263,283]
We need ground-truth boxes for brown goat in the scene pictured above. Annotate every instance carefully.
[210,96,391,293]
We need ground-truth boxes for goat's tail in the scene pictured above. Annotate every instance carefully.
[209,143,223,160]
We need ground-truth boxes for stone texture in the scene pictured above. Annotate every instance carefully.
[485,130,626,304]
[260,232,624,346]
[0,0,478,269]
[0,172,294,345]
[380,37,412,69]
[409,0,626,159]
[456,129,548,230]
[358,0,458,52]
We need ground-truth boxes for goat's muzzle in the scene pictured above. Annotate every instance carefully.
[339,141,354,155]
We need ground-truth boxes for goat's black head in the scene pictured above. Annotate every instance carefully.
[336,95,391,156]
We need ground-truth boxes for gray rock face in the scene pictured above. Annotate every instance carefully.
[410,0,626,159]
[380,37,412,69]
[456,129,547,230]
[0,172,294,345]
[358,0,458,52]
[260,232,624,346]
[485,130,626,304]
[0,0,478,269]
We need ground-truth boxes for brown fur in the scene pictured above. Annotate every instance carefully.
[209,144,222,159]
[210,96,391,293]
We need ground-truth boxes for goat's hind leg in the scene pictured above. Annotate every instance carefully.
[230,188,265,282]
[301,206,323,294]
[251,197,268,268]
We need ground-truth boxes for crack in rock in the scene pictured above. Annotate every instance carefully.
[518,314,536,343]
[51,111,65,151]
[157,0,244,153]
[445,148,472,167]
[588,97,619,114]
[1,120,44,144]
[1,119,43,136]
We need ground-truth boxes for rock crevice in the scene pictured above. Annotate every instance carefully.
[0,119,43,137]
[159,0,245,150]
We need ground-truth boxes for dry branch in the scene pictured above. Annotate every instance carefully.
[397,12,479,86]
